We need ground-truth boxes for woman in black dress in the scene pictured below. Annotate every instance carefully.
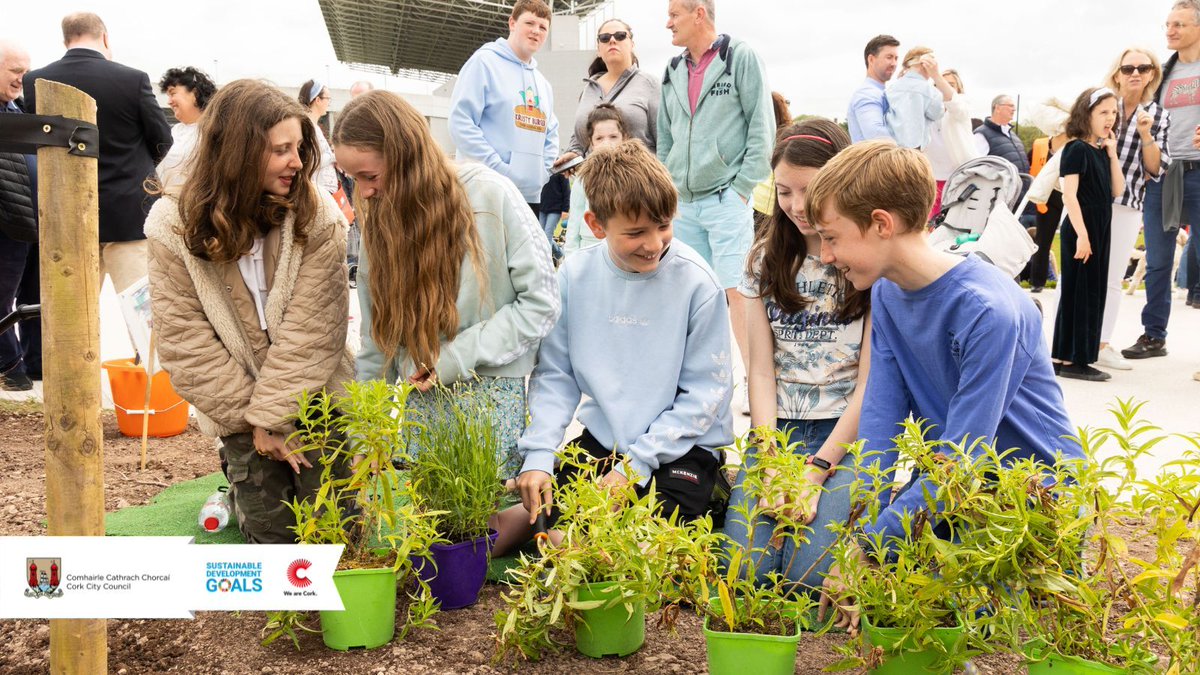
[1052,87,1125,381]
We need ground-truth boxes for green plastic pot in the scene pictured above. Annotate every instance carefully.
[572,581,646,658]
[702,597,802,675]
[319,566,397,651]
[861,615,965,675]
[1024,646,1127,674]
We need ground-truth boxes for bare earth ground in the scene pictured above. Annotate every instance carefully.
[9,402,1155,674]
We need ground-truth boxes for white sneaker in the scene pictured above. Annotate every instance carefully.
[1096,346,1133,371]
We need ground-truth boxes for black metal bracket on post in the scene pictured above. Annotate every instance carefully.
[0,113,99,158]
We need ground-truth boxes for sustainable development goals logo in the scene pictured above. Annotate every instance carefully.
[205,561,262,593]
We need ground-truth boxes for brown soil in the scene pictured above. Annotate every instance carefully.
[0,403,1127,674]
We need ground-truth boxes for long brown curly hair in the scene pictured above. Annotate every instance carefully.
[332,91,485,373]
[747,118,868,323]
[179,79,318,262]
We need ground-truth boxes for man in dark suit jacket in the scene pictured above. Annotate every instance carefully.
[23,11,172,295]
[0,40,36,391]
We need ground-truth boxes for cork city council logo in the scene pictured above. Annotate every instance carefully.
[25,558,64,598]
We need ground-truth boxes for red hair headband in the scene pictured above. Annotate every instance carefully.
[782,134,833,145]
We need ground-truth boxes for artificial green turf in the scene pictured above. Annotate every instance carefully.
[105,471,243,543]
[104,471,531,580]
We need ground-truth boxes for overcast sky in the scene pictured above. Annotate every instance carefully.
[5,1,1176,120]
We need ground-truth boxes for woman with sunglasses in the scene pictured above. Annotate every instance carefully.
[1094,48,1169,371]
[552,19,659,170]
[298,79,340,196]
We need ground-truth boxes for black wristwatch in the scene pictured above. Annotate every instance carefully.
[807,455,832,471]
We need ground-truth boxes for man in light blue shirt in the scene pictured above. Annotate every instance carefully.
[847,34,899,143]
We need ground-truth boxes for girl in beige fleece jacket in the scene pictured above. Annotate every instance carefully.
[145,80,353,544]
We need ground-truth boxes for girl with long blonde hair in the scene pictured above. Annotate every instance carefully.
[333,91,560,476]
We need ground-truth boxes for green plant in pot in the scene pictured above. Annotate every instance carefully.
[678,426,822,675]
[993,401,1190,674]
[408,384,506,610]
[696,551,817,675]
[494,446,720,662]
[821,420,1010,674]
[1128,448,1200,675]
[261,380,442,651]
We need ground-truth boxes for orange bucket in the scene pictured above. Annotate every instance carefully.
[101,359,190,438]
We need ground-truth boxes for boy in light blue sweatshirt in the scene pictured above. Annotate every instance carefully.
[491,140,734,554]
[448,0,559,206]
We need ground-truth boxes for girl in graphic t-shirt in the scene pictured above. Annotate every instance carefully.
[724,119,872,590]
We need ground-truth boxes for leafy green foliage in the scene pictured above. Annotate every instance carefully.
[822,402,1200,673]
[409,384,505,543]
[697,426,825,635]
[261,381,445,649]
[493,446,721,662]
[995,399,1199,673]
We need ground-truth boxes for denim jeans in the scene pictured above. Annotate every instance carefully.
[722,417,853,593]
[534,208,562,261]
[1178,233,1200,301]
[15,244,39,377]
[1141,177,1199,339]
[0,230,31,376]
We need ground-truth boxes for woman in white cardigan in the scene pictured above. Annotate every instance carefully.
[923,69,982,215]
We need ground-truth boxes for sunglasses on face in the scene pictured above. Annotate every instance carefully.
[1119,64,1155,75]
[597,31,630,44]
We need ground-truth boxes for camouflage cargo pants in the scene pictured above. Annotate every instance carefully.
[218,432,335,544]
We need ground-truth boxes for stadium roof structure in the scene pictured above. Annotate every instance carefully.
[318,0,611,82]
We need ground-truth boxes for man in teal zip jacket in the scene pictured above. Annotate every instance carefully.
[658,0,773,409]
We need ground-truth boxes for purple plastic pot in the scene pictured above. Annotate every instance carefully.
[414,529,498,610]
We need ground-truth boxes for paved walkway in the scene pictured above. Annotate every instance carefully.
[4,277,1197,471]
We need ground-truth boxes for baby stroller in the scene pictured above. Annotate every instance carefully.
[929,156,1037,278]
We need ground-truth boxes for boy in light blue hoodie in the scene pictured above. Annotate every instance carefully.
[448,0,559,207]
[491,141,734,555]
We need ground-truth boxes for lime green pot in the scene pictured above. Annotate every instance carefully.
[1024,644,1127,675]
[861,614,965,675]
[703,598,802,675]
[572,581,645,658]
[319,566,397,651]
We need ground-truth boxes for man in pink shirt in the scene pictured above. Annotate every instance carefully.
[657,0,774,415]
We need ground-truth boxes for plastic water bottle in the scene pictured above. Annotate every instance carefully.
[199,489,232,533]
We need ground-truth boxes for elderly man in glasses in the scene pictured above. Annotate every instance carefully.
[973,95,1031,174]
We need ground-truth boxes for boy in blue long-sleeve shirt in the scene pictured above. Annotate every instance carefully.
[801,140,1082,630]
[491,140,734,555]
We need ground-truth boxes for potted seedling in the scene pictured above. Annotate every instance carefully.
[697,553,813,675]
[998,401,1186,674]
[494,446,718,661]
[685,426,823,675]
[408,385,506,609]
[823,420,999,675]
[1126,445,1200,675]
[263,380,442,651]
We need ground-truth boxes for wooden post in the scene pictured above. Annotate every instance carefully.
[36,79,107,675]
